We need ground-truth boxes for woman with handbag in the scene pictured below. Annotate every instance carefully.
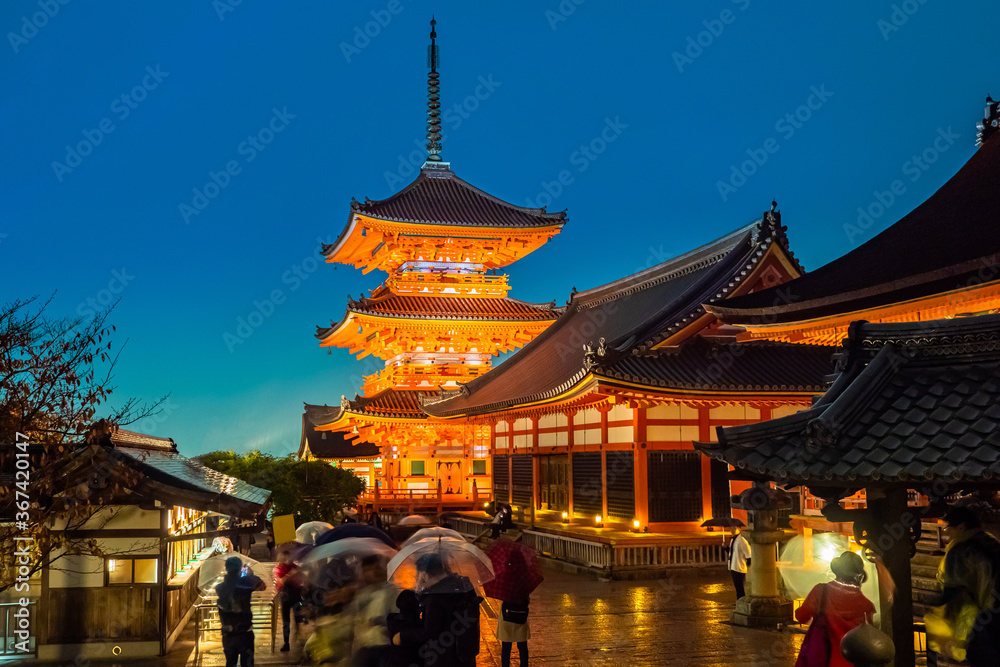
[496,549,532,667]
[794,551,875,667]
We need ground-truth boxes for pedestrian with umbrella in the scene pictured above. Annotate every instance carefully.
[296,521,334,545]
[387,539,493,667]
[484,541,544,667]
[702,517,751,600]
[274,546,306,652]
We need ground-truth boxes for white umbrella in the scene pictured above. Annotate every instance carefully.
[302,537,398,565]
[402,527,466,547]
[295,521,334,545]
[387,537,494,592]
[398,515,432,526]
[198,552,267,594]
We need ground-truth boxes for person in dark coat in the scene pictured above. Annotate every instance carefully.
[216,556,266,667]
[386,589,423,667]
[392,553,482,667]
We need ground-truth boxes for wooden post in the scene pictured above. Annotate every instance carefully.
[472,479,479,505]
[868,487,915,667]
[158,507,169,656]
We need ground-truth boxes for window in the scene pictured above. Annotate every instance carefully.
[411,460,425,476]
[107,558,158,585]
[472,460,486,476]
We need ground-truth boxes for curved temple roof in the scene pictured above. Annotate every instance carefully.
[345,165,566,230]
[422,215,808,418]
[697,313,1000,486]
[709,126,1000,326]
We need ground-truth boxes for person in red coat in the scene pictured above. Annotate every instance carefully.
[794,551,875,667]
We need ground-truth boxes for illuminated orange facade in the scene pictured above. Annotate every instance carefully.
[423,209,838,530]
[306,162,566,507]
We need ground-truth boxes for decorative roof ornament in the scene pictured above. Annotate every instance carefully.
[976,94,1000,148]
[425,17,443,163]
[582,337,607,370]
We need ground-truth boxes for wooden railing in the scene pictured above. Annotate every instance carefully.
[521,530,612,568]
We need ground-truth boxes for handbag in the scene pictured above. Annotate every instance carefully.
[501,601,529,624]
[795,585,831,667]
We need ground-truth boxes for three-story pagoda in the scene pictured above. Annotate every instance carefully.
[303,20,566,507]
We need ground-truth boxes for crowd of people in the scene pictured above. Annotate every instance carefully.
[215,512,536,667]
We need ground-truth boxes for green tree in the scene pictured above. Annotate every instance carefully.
[199,450,364,523]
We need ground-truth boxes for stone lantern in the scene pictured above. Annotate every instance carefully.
[730,483,794,628]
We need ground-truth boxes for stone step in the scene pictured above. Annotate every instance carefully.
[912,575,942,594]
[911,563,939,578]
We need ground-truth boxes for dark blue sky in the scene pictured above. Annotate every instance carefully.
[4,1,998,457]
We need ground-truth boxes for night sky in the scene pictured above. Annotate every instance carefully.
[4,1,998,457]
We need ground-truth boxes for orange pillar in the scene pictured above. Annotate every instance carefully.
[566,410,575,519]
[600,406,610,522]
[531,416,540,511]
[633,403,649,528]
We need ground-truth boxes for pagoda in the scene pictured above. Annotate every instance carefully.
[304,20,566,508]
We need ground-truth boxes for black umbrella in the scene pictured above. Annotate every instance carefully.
[700,517,745,528]
[315,522,397,549]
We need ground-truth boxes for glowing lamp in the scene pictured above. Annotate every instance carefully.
[108,559,116,572]
[595,515,603,526]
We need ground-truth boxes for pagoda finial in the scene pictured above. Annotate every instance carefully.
[425,17,443,162]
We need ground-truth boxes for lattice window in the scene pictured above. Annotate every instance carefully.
[647,451,702,523]
[605,451,635,521]
[572,452,603,517]
[511,454,533,507]
[493,455,510,503]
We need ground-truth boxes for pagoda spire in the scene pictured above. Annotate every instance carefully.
[425,17,443,163]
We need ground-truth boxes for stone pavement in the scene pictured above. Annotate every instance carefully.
[45,568,807,667]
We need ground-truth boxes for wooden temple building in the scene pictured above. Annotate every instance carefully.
[708,97,1000,343]
[18,425,270,660]
[692,98,1000,660]
[698,314,1000,666]
[302,21,566,510]
[422,209,836,530]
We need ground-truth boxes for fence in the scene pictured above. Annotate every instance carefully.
[194,597,277,658]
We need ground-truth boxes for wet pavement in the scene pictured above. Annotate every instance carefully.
[52,568,803,667]
[475,568,803,667]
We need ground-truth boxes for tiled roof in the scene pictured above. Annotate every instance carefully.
[697,313,1000,485]
[348,165,567,229]
[348,293,560,321]
[300,405,381,459]
[422,217,796,417]
[709,127,1000,325]
[595,339,834,393]
[115,446,271,508]
[353,389,435,418]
